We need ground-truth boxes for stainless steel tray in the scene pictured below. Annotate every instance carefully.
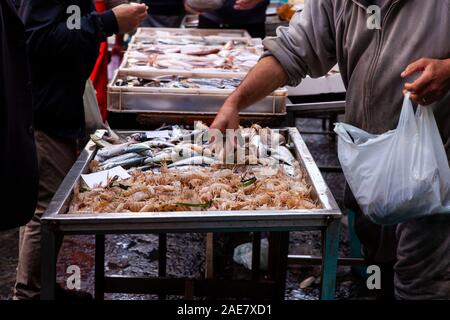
[107,71,287,115]
[41,128,341,233]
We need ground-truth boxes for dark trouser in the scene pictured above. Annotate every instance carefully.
[14,131,77,300]
[395,215,450,300]
[345,184,450,300]
[198,15,266,39]
[344,185,397,300]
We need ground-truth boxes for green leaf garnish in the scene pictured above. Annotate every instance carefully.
[175,201,213,209]
[240,177,257,188]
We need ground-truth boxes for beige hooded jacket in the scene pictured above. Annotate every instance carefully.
[263,0,450,160]
[263,0,450,299]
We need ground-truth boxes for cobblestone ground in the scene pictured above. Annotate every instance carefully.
[0,118,373,300]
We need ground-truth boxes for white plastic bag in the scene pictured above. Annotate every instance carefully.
[83,79,104,135]
[334,94,450,225]
[233,239,268,271]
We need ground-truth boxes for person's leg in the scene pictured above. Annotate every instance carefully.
[395,215,450,300]
[14,131,77,300]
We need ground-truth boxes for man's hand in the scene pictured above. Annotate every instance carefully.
[234,0,263,11]
[210,102,240,132]
[210,56,288,132]
[112,3,148,34]
[401,58,450,105]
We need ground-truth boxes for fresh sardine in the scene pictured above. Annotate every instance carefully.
[143,140,175,148]
[170,146,201,162]
[101,153,141,166]
[144,149,173,164]
[125,142,151,154]
[97,142,131,158]
[99,157,145,171]
[167,156,215,168]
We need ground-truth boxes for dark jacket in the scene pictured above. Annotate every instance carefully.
[0,0,38,230]
[143,0,185,16]
[20,0,119,139]
[202,0,270,25]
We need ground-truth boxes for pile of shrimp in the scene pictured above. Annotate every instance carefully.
[69,165,319,214]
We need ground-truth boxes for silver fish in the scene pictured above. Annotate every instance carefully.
[269,146,296,166]
[140,149,154,158]
[144,149,173,164]
[99,157,145,171]
[101,153,141,165]
[167,156,215,168]
[170,146,201,162]
[97,142,131,158]
[178,129,208,145]
[125,142,151,154]
[143,140,175,148]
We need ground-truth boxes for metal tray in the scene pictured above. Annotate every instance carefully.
[41,128,341,233]
[134,27,252,40]
[107,71,287,115]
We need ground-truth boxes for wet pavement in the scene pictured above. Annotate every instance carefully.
[0,118,374,300]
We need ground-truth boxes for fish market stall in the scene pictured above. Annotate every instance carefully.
[40,126,341,300]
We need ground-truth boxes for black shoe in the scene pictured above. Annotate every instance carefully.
[55,285,93,301]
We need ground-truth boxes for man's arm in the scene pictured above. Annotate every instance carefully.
[211,56,288,131]
[211,0,338,131]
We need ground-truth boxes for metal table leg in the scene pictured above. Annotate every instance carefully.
[268,232,289,300]
[41,224,58,300]
[251,232,261,280]
[286,109,296,127]
[320,219,341,300]
[158,233,167,300]
[205,233,214,280]
[95,234,105,300]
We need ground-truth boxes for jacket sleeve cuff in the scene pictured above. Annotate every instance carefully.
[97,10,119,37]
[262,36,305,87]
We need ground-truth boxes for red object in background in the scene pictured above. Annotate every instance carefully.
[90,0,109,122]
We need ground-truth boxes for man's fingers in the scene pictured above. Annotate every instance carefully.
[401,58,430,78]
[409,93,436,106]
[404,70,433,93]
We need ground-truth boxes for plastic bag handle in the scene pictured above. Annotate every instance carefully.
[397,92,416,129]
[334,123,355,144]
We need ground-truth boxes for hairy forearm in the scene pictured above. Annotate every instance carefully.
[225,55,289,111]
